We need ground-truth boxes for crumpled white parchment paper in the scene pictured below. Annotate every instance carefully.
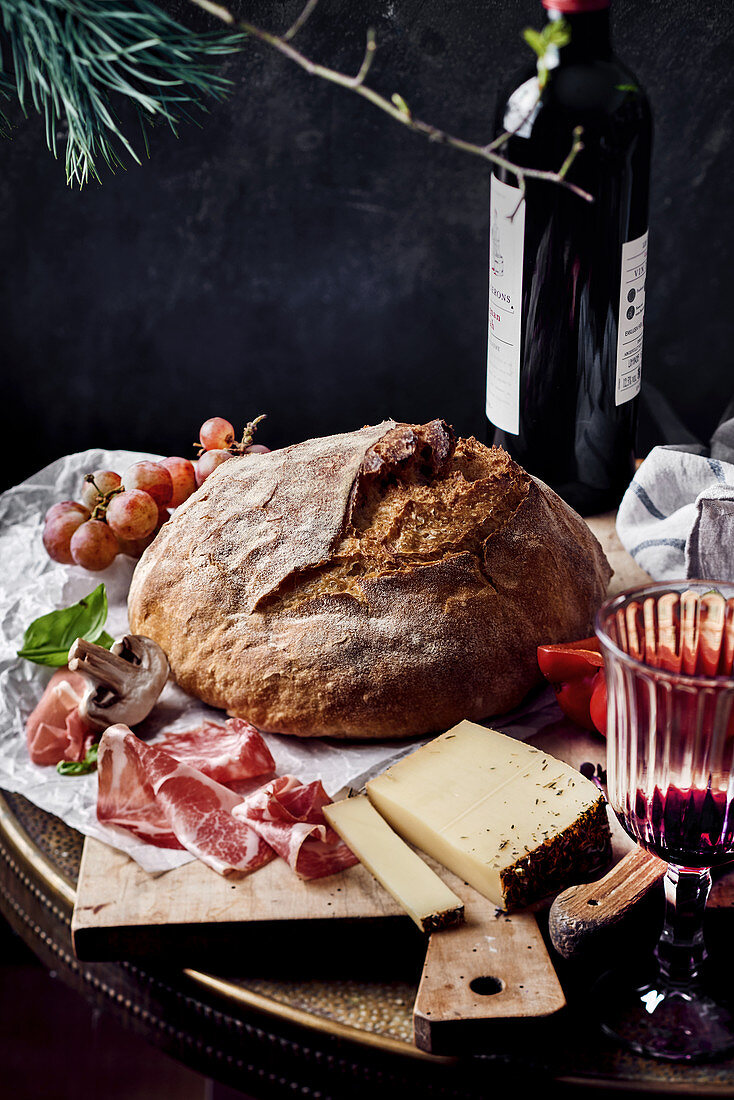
[0,449,562,873]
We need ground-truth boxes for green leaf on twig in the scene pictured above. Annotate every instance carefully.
[523,17,571,89]
[391,93,412,119]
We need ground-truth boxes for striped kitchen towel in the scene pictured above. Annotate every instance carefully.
[616,414,734,582]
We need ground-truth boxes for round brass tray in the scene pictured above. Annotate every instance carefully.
[2,788,734,1098]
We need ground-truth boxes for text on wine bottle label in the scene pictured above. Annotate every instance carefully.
[486,175,525,436]
[615,230,648,406]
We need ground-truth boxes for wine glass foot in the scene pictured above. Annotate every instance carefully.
[593,967,734,1062]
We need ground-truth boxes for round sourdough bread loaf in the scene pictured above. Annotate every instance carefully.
[127,420,612,739]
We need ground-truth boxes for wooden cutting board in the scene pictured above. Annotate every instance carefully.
[69,714,617,1051]
[72,834,408,960]
[72,832,566,1030]
[72,704,620,1004]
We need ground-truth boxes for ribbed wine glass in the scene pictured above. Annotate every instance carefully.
[594,580,734,1061]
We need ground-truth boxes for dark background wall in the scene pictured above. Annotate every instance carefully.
[1,0,732,492]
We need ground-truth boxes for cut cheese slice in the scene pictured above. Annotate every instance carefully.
[323,795,464,932]
[366,720,611,911]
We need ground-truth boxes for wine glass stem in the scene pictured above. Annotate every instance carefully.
[654,864,712,986]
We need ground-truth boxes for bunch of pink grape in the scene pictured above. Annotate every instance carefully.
[42,414,269,572]
[42,456,197,572]
[194,414,269,484]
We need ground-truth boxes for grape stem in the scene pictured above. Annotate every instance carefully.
[188,0,593,204]
[237,413,267,451]
[84,474,123,521]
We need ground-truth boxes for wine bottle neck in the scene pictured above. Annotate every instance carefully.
[549,9,613,62]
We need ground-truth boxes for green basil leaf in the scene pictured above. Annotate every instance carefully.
[17,584,113,667]
[57,741,99,777]
[56,760,85,776]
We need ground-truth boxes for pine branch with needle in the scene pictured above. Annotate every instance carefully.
[0,0,245,186]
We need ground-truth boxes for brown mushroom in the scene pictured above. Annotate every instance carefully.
[67,634,170,732]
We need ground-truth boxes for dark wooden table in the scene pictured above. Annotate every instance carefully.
[2,516,733,1099]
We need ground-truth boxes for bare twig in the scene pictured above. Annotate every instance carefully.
[284,0,320,42]
[190,0,235,25]
[509,177,527,222]
[189,0,592,203]
[354,28,377,87]
[558,125,585,179]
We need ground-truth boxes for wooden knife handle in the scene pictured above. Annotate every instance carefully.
[548,848,666,960]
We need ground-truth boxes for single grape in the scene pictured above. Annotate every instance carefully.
[70,520,119,572]
[43,511,88,564]
[244,444,271,455]
[116,535,151,560]
[155,505,170,529]
[123,460,173,507]
[160,456,197,507]
[117,505,169,559]
[81,469,122,510]
[195,449,231,486]
[45,500,91,525]
[199,417,235,452]
[106,489,159,540]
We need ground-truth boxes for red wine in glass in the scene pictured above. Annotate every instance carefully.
[623,784,734,871]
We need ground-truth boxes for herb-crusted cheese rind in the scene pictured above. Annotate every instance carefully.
[365,720,612,911]
[498,799,611,910]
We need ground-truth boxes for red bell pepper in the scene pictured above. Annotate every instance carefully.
[537,637,607,736]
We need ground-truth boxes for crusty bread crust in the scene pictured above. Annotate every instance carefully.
[127,421,612,739]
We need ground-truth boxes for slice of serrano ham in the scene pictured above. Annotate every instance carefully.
[97,725,274,875]
[97,725,181,849]
[25,669,94,766]
[233,776,359,880]
[152,718,275,784]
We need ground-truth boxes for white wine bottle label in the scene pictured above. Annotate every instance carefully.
[615,229,648,406]
[486,175,525,435]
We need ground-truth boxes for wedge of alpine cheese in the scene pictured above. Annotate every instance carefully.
[365,720,611,911]
[324,794,464,932]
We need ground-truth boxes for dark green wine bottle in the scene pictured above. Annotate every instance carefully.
[486,0,652,515]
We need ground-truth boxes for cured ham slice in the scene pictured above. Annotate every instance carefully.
[152,718,275,784]
[97,725,274,875]
[233,776,359,880]
[97,727,182,850]
[25,669,94,766]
